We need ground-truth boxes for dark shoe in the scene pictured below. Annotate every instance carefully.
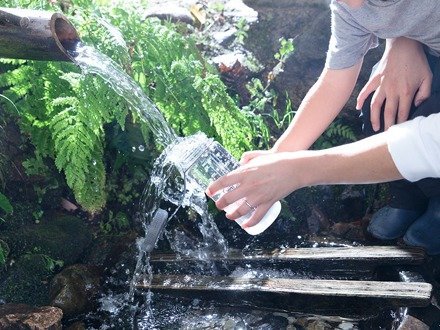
[367,206,424,240]
[404,197,440,255]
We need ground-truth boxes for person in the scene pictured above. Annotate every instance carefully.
[206,0,440,255]
[359,37,440,244]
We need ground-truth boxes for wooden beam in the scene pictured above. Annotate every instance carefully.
[142,274,431,301]
[137,274,432,312]
[150,246,426,264]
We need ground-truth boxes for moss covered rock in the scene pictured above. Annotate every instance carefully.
[0,254,56,305]
[0,213,92,265]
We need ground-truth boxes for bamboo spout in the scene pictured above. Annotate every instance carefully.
[0,7,80,62]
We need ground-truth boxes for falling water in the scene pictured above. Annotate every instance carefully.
[73,43,177,147]
[70,44,401,330]
[73,43,228,252]
[72,43,229,328]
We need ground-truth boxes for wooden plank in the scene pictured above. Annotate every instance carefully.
[142,275,432,301]
[150,246,426,264]
[137,274,432,308]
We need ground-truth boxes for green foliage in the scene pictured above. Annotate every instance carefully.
[0,239,8,267]
[314,121,358,150]
[0,60,119,212]
[0,0,267,213]
[271,94,295,131]
[79,6,259,157]
[26,252,64,272]
[100,211,130,234]
[0,192,13,215]
[0,247,5,267]
[274,37,295,63]
[22,153,51,177]
[235,18,250,45]
[243,38,296,147]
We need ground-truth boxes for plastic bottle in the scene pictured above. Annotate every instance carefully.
[178,134,281,235]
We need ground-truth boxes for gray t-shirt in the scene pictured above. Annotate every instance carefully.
[326,0,440,69]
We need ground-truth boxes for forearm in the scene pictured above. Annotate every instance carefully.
[273,63,362,152]
[294,133,403,188]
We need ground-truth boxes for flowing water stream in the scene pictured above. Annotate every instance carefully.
[73,44,233,328]
[71,44,402,330]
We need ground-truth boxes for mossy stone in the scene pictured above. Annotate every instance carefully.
[0,254,55,305]
[0,214,92,265]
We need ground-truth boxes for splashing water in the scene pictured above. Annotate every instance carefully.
[73,43,229,328]
[70,41,401,330]
[73,44,228,254]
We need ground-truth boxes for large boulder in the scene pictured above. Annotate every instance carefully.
[49,264,101,318]
[243,0,383,129]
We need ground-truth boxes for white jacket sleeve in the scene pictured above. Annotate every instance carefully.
[387,113,440,182]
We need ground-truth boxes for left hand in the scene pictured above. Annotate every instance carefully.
[356,37,432,131]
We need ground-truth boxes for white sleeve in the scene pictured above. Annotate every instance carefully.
[387,113,440,182]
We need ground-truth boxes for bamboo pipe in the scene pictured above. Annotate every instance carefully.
[0,7,80,62]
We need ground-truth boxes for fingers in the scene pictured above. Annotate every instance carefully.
[356,76,380,110]
[414,77,432,107]
[206,171,240,199]
[224,199,271,229]
[213,181,254,212]
[239,204,270,228]
[383,96,398,130]
[369,88,386,131]
[396,94,412,124]
[240,150,266,165]
[223,197,256,221]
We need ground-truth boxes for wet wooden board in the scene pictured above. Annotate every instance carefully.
[150,246,426,264]
[150,246,426,278]
[137,274,433,310]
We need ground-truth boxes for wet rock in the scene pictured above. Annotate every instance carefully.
[307,205,330,234]
[330,219,367,241]
[65,321,86,330]
[143,4,194,25]
[0,213,92,265]
[212,28,237,45]
[0,303,62,330]
[296,317,333,330]
[339,186,366,221]
[244,0,329,7]
[214,57,253,105]
[82,231,137,271]
[398,315,429,330]
[49,264,101,317]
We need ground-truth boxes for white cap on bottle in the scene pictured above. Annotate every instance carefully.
[235,201,281,235]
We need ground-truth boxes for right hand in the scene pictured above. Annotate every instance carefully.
[356,37,432,131]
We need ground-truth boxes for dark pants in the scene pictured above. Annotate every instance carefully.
[361,51,440,210]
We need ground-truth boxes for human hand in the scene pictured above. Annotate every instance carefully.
[356,37,432,131]
[206,152,301,228]
[239,149,273,165]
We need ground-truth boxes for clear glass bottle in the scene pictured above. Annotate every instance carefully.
[175,133,281,235]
